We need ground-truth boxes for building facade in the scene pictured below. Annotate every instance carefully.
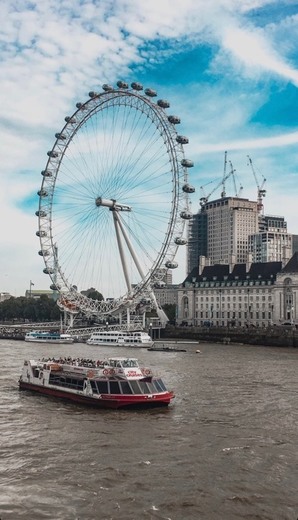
[187,196,259,271]
[177,254,298,328]
[187,212,207,273]
[249,215,292,265]
[204,197,259,264]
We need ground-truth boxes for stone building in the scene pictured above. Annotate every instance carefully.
[177,254,298,328]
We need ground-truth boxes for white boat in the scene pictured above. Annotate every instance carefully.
[86,330,154,348]
[19,356,174,409]
[24,330,74,344]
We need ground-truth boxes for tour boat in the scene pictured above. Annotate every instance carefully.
[86,330,154,348]
[24,330,74,344]
[18,356,174,409]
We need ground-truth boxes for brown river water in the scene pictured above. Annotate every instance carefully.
[0,339,297,520]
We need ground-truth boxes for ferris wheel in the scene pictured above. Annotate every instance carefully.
[36,81,195,320]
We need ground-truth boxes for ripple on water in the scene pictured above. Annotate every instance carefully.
[0,340,297,520]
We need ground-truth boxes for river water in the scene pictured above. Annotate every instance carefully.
[0,339,297,520]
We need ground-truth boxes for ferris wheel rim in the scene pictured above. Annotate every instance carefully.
[37,83,192,315]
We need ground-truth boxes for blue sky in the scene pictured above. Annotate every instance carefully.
[1,0,298,296]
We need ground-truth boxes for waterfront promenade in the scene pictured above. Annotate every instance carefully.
[1,322,298,347]
[162,324,298,348]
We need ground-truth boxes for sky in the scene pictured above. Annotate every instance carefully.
[1,0,298,297]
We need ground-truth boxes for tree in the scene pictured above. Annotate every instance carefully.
[0,295,61,322]
[83,288,104,301]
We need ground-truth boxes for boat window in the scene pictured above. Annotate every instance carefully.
[119,381,133,394]
[97,381,109,393]
[90,381,98,393]
[153,379,166,392]
[109,381,121,394]
[138,381,151,393]
[144,381,156,394]
[129,380,142,394]
[63,377,84,390]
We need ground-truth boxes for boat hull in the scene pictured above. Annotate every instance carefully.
[24,338,74,344]
[19,381,174,409]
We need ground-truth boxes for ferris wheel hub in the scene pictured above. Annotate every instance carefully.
[95,197,131,212]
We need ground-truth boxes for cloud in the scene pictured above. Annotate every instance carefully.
[1,0,298,295]
[220,23,298,85]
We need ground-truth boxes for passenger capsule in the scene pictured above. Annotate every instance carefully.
[35,210,47,217]
[64,116,76,123]
[182,183,196,193]
[144,88,157,97]
[165,260,178,269]
[55,133,66,140]
[37,189,48,197]
[168,115,181,124]
[131,82,143,91]
[174,237,187,245]
[157,99,170,109]
[76,102,87,110]
[41,170,52,177]
[38,250,49,256]
[117,81,128,89]
[180,210,193,220]
[43,267,54,275]
[88,91,98,98]
[36,230,47,237]
[176,135,189,144]
[50,284,61,291]
[102,84,114,91]
[47,150,59,158]
[181,159,194,168]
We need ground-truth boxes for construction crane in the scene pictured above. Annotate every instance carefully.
[229,160,243,197]
[220,151,228,198]
[199,157,237,208]
[247,155,266,214]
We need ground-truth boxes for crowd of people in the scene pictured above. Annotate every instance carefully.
[40,356,104,368]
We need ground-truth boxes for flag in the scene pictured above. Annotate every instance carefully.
[30,281,34,287]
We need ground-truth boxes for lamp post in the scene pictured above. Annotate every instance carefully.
[29,280,34,298]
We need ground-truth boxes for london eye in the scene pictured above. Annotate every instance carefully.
[36,81,195,324]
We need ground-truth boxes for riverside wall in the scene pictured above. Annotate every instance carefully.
[161,325,298,348]
[1,324,298,348]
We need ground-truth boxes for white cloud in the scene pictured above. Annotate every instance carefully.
[1,0,298,295]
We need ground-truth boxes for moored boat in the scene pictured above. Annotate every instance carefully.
[86,330,154,348]
[148,346,187,352]
[24,330,74,344]
[18,356,174,409]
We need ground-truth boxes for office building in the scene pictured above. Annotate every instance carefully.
[249,215,292,265]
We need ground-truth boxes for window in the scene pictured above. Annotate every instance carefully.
[154,379,166,392]
[130,381,142,394]
[120,381,133,394]
[97,381,109,393]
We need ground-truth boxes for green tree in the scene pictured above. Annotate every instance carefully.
[84,288,104,301]
[0,295,62,322]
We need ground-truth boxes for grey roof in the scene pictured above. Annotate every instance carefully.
[281,252,298,273]
[183,260,282,285]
